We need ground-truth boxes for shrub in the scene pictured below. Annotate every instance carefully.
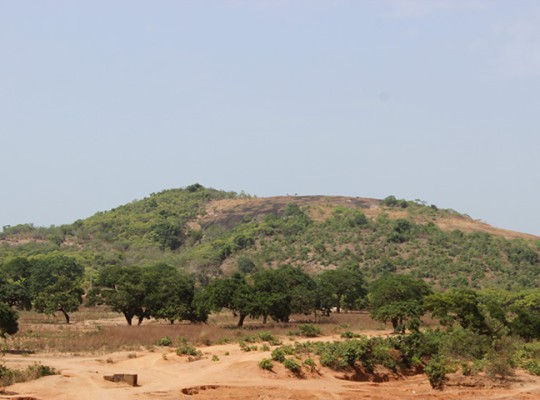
[239,342,251,352]
[269,338,283,346]
[461,363,472,376]
[524,360,540,376]
[340,331,360,339]
[303,357,317,371]
[259,332,276,342]
[0,363,57,386]
[425,357,447,390]
[298,324,321,337]
[176,344,201,357]
[211,355,219,362]
[258,358,274,371]
[439,328,489,361]
[157,336,172,346]
[484,337,517,380]
[214,337,231,345]
[26,363,57,379]
[271,348,286,362]
[283,358,301,375]
[238,334,258,343]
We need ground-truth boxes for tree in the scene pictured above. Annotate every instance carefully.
[317,268,366,314]
[251,266,318,324]
[0,302,18,337]
[151,218,185,250]
[205,273,257,327]
[0,275,32,311]
[1,257,33,310]
[252,268,289,323]
[140,263,205,324]
[237,257,257,274]
[425,289,489,334]
[369,274,431,333]
[507,289,540,340]
[28,254,84,324]
[92,265,147,326]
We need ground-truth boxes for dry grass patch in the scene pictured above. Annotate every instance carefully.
[7,308,388,354]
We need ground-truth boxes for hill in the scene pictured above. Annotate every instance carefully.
[1,185,539,289]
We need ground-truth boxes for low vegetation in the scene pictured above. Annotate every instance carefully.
[0,363,57,386]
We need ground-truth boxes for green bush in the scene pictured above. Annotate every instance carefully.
[268,338,283,346]
[239,342,251,352]
[157,336,172,346]
[238,334,258,343]
[298,324,321,337]
[283,358,301,374]
[303,357,317,371]
[176,344,201,357]
[425,357,447,390]
[314,338,374,371]
[340,331,360,339]
[439,328,489,361]
[259,332,276,342]
[258,358,274,371]
[271,348,286,362]
[0,363,57,386]
[26,363,57,379]
[484,350,516,379]
[523,360,540,376]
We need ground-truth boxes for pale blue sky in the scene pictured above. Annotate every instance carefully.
[1,0,539,236]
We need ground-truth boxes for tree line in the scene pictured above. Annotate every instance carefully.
[1,253,539,342]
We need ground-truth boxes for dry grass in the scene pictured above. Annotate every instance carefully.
[6,308,388,354]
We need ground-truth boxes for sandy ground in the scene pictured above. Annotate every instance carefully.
[2,335,540,400]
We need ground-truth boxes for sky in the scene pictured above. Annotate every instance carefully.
[1,0,539,236]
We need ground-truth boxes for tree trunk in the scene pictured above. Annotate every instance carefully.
[263,314,268,324]
[123,312,133,326]
[237,313,246,328]
[391,317,399,332]
[60,308,70,324]
[137,315,144,326]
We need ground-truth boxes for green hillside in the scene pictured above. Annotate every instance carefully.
[1,184,539,290]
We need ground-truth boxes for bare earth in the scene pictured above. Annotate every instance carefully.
[3,335,540,400]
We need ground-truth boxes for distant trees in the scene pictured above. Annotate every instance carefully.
[29,254,85,324]
[203,266,319,327]
[0,303,18,337]
[91,263,206,326]
[317,268,366,314]
[1,254,84,324]
[369,274,431,333]
[152,217,185,251]
[203,273,256,327]
[425,289,489,334]
[252,266,317,323]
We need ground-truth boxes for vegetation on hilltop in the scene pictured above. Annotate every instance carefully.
[0,187,539,292]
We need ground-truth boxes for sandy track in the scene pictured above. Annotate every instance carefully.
[2,337,540,400]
